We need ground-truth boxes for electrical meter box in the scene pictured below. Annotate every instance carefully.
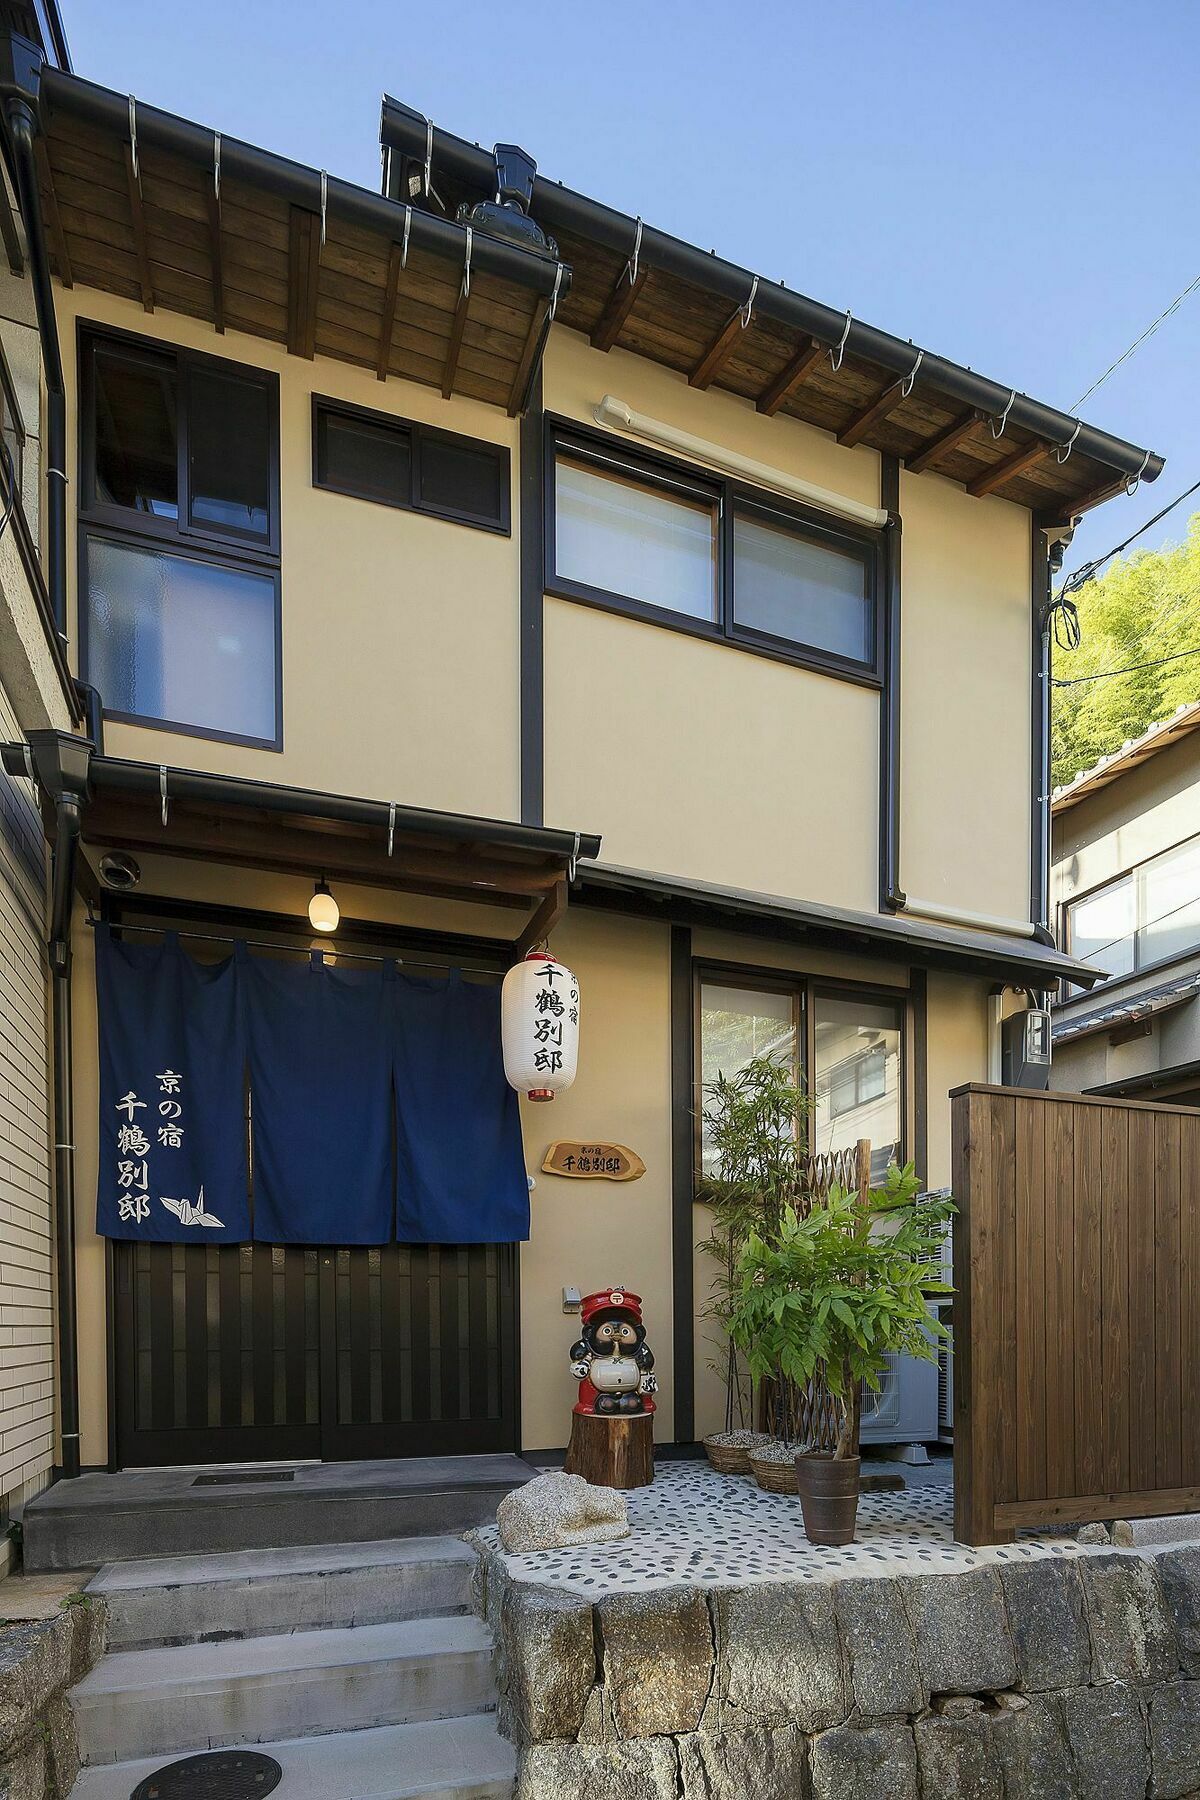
[1002,1007,1052,1090]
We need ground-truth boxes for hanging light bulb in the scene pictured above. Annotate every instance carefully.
[308,878,339,933]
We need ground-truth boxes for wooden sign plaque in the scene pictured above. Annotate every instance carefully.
[541,1141,645,1181]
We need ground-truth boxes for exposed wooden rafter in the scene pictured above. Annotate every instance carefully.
[34,139,71,288]
[205,186,225,334]
[122,143,154,312]
[441,279,471,400]
[376,241,404,380]
[689,305,752,390]
[286,206,321,359]
[905,407,986,475]
[966,438,1052,499]
[591,266,647,353]
[838,378,907,449]
[1036,475,1131,527]
[515,876,569,960]
[507,295,551,418]
[756,338,822,417]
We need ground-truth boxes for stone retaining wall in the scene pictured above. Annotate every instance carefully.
[472,1540,1200,1798]
[0,1597,107,1799]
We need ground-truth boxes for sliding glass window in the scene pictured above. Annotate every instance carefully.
[1067,830,1200,983]
[812,993,903,1181]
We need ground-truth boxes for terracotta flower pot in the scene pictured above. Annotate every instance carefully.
[794,1451,861,1545]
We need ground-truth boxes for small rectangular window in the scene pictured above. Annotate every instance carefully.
[92,343,178,519]
[312,399,509,533]
[85,534,279,745]
[554,454,719,623]
[698,980,800,1178]
[734,505,873,665]
[813,994,903,1179]
[188,364,272,541]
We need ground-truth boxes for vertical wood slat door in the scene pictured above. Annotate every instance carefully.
[953,1085,1200,1545]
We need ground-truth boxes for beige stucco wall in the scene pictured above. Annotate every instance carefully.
[55,287,522,823]
[898,466,1031,924]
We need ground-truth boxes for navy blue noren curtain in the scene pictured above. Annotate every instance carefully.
[240,951,394,1244]
[95,925,249,1241]
[392,970,529,1244]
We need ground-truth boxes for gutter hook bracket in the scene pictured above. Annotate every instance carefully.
[625,217,643,287]
[213,131,221,206]
[900,348,924,398]
[829,310,852,373]
[387,801,396,858]
[401,204,412,269]
[568,831,580,883]
[1126,449,1151,495]
[461,225,472,298]
[319,170,328,250]
[549,261,563,321]
[739,275,759,330]
[128,95,140,185]
[159,764,169,828]
[1053,421,1082,463]
[990,388,1017,439]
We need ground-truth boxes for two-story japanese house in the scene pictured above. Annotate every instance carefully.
[0,41,1164,1485]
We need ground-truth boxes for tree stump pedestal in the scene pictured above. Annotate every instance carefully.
[563,1410,654,1489]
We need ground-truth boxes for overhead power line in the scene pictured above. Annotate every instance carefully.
[1051,643,1200,689]
[1072,271,1200,409]
[1058,473,1200,597]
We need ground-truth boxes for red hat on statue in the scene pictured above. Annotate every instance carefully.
[581,1287,642,1325]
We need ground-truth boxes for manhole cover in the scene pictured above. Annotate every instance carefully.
[131,1749,283,1799]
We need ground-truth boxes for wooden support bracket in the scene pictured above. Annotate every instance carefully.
[756,338,823,416]
[591,266,647,353]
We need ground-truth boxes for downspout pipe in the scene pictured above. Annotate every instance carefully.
[18,730,93,1479]
[381,99,1162,490]
[2,87,67,644]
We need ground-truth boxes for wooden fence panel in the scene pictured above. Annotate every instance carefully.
[952,1084,1200,1545]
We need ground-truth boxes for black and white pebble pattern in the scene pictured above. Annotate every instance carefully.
[479,1461,1088,1596]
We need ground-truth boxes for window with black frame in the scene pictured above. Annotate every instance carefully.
[312,397,510,535]
[547,428,880,679]
[80,330,281,748]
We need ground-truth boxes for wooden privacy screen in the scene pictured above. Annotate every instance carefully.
[952,1083,1200,1545]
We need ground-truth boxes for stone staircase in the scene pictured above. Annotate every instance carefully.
[67,1536,515,1799]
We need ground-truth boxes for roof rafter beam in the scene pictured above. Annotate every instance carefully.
[507,294,551,417]
[376,240,404,380]
[689,305,751,390]
[286,205,321,359]
[34,139,72,288]
[122,143,154,312]
[838,377,908,448]
[966,437,1053,498]
[441,281,471,399]
[756,338,823,416]
[1037,476,1130,527]
[206,186,224,334]
[515,876,569,959]
[591,266,647,353]
[904,407,986,475]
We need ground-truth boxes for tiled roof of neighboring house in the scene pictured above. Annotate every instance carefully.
[1053,970,1200,1045]
[1052,701,1200,815]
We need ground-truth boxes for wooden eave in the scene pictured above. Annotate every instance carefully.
[38,96,563,414]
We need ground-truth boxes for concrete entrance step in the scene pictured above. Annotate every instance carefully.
[68,1713,516,1800]
[89,1536,476,1649]
[71,1614,496,1766]
[23,1455,531,1571]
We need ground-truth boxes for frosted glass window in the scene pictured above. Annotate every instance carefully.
[699,983,798,1177]
[1138,836,1200,966]
[813,995,902,1178]
[86,536,278,742]
[734,509,872,663]
[555,456,717,621]
[1068,877,1136,977]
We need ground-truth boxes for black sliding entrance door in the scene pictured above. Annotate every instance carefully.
[112,1239,518,1468]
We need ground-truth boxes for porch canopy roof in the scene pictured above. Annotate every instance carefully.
[577,862,1105,990]
[34,69,571,414]
[27,746,602,957]
[381,97,1164,524]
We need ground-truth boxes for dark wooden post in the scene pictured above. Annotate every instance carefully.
[563,1411,654,1488]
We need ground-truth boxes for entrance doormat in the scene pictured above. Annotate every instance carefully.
[132,1748,283,1798]
[191,1470,296,1487]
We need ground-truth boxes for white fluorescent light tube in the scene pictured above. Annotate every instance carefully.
[593,395,889,529]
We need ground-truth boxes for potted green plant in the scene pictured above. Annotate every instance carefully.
[695,1056,811,1472]
[729,1164,953,1543]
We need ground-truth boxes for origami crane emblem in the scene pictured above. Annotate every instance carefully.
[160,1186,225,1230]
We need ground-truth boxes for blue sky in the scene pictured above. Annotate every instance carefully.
[62,0,1199,593]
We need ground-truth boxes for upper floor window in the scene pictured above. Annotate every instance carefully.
[1066,830,1200,983]
[80,329,281,749]
[312,397,510,535]
[547,426,881,681]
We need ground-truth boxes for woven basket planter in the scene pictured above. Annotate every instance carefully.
[749,1445,803,1495]
[703,1431,767,1475]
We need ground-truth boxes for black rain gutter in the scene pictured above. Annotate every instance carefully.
[39,71,571,302]
[2,60,68,643]
[381,98,1162,490]
[44,749,603,866]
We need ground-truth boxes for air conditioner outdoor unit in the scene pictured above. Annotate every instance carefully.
[859,1348,939,1447]
[938,1339,954,1435]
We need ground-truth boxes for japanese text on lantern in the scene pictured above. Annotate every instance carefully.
[532,960,579,1079]
[114,1068,184,1228]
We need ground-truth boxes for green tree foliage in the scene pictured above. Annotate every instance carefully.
[1052,513,1200,789]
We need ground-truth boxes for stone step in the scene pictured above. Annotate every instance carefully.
[71,1614,496,1766]
[1112,1513,1200,1549]
[67,1714,516,1800]
[23,1456,530,1571]
[88,1536,476,1649]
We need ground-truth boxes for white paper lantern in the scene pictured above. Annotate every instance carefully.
[502,950,580,1101]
